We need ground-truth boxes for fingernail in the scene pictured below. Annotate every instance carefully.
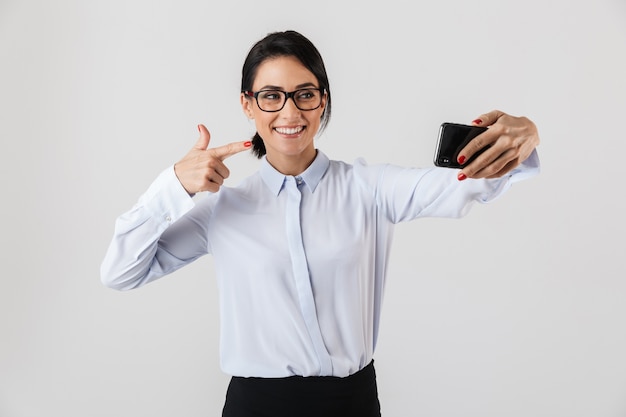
[458,172,467,181]
[457,155,466,165]
[244,141,252,147]
[197,124,201,133]
[472,119,482,125]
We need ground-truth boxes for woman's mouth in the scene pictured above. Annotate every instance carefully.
[274,126,305,136]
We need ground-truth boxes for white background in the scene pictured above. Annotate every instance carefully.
[1,0,626,416]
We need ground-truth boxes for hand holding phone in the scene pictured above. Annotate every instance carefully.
[433,122,488,168]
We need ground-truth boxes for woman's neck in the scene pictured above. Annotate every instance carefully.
[266,149,318,176]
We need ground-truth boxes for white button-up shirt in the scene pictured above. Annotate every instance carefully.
[101,150,539,378]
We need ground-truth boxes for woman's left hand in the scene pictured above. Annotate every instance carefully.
[458,110,540,180]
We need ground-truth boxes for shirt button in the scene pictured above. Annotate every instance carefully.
[295,176,303,185]
[165,215,172,223]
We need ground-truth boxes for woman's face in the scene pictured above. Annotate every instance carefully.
[241,55,326,172]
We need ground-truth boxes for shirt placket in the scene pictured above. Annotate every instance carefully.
[284,176,333,375]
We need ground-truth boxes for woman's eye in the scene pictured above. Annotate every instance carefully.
[260,91,282,101]
[296,90,315,100]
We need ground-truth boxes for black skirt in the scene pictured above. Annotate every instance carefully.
[222,361,382,417]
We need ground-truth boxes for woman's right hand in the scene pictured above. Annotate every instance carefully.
[174,124,252,195]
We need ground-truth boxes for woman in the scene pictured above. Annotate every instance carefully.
[101,30,540,416]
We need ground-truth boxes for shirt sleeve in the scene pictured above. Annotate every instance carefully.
[354,150,540,224]
[100,166,212,291]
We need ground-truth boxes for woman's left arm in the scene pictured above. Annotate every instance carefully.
[458,110,540,180]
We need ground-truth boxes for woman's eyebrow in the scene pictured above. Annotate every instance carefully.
[295,82,317,89]
[257,85,282,90]
[256,82,318,90]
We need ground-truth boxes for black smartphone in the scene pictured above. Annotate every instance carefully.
[433,122,488,168]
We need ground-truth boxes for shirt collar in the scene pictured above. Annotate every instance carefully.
[260,150,330,196]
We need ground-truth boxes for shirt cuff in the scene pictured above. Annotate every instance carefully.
[510,149,540,183]
[137,165,196,225]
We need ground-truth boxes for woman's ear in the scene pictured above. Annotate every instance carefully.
[319,90,327,115]
[240,93,254,119]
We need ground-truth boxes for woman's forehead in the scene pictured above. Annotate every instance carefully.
[253,56,317,90]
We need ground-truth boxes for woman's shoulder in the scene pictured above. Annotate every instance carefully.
[322,157,396,194]
[327,156,391,178]
[223,170,264,195]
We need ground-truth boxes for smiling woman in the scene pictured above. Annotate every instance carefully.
[240,55,326,175]
[100,30,540,417]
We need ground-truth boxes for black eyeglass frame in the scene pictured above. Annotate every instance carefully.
[242,88,326,113]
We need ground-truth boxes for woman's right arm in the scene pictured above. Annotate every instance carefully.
[100,166,208,290]
[100,124,251,290]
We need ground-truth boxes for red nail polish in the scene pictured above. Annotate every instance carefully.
[472,119,482,125]
[458,155,466,165]
[244,141,252,147]
[458,172,467,181]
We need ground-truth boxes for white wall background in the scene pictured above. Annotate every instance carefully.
[1,0,625,416]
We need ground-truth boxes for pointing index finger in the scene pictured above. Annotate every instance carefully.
[210,140,252,160]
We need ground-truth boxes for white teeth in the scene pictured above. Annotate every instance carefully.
[275,126,303,135]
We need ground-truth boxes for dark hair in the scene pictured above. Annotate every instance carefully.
[241,30,332,158]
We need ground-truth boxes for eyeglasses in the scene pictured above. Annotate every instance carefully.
[243,88,325,112]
